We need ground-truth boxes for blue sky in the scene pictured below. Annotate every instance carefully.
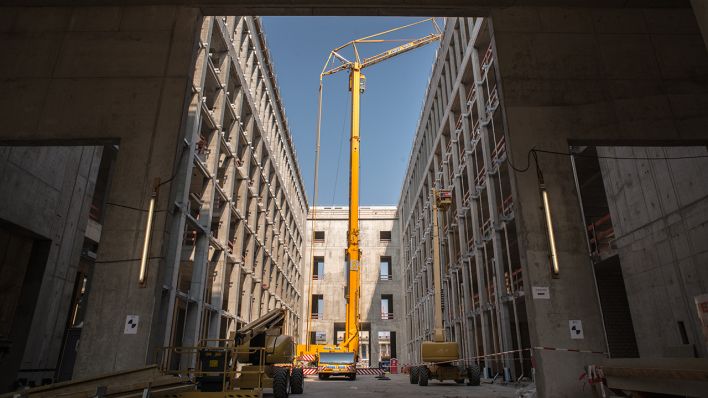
[261,17,439,206]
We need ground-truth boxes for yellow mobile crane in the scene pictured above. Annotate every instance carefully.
[296,18,442,380]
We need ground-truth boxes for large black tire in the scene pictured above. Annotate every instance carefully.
[290,368,304,394]
[418,366,429,386]
[409,366,419,384]
[273,367,289,398]
[349,373,356,381]
[317,373,326,380]
[466,364,481,386]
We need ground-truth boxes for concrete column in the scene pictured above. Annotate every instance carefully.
[692,0,708,52]
[491,5,708,396]
[0,5,203,378]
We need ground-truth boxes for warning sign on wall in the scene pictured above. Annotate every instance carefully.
[124,315,139,334]
[532,286,550,300]
[569,320,584,340]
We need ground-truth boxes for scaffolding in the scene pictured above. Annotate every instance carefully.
[399,17,530,381]
[160,16,307,365]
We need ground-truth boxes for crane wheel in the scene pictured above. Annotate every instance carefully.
[409,366,419,384]
[349,373,356,381]
[273,367,289,398]
[290,368,304,394]
[418,366,429,386]
[466,364,481,386]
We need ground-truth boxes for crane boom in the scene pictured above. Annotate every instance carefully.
[322,18,442,77]
[362,34,441,69]
[302,18,441,373]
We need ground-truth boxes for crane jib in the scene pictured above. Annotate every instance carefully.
[307,18,442,366]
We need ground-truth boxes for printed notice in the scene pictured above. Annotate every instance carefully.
[532,286,550,300]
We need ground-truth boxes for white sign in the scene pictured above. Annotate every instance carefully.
[569,320,584,339]
[124,315,139,334]
[532,286,550,300]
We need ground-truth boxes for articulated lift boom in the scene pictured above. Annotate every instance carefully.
[408,190,481,387]
[298,18,442,378]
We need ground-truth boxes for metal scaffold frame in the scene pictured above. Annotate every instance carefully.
[399,17,530,382]
[159,16,308,368]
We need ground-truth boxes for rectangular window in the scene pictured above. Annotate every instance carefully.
[359,331,370,367]
[381,294,393,320]
[380,256,392,280]
[311,294,324,319]
[378,331,391,361]
[379,230,391,242]
[314,230,325,243]
[310,331,326,344]
[313,256,324,280]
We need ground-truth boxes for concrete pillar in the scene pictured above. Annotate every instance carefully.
[0,5,203,378]
[491,6,708,397]
[692,0,708,52]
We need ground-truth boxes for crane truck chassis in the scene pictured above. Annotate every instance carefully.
[317,351,357,380]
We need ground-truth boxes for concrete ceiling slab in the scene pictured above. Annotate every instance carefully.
[0,0,692,16]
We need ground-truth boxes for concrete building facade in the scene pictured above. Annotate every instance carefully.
[399,17,531,383]
[398,14,708,398]
[0,15,307,389]
[76,15,310,377]
[302,206,407,367]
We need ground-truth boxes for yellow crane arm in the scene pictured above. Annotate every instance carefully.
[361,33,442,70]
[309,18,442,364]
[321,17,442,77]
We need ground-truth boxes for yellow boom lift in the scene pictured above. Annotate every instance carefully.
[408,190,481,387]
[296,18,443,379]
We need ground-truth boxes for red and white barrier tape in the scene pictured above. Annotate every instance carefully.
[357,368,385,375]
[301,367,385,376]
[409,346,606,368]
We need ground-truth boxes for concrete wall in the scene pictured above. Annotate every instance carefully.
[598,146,708,358]
[0,5,203,378]
[692,0,708,52]
[492,6,708,397]
[0,8,308,380]
[0,145,101,390]
[302,207,407,365]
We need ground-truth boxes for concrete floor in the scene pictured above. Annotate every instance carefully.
[279,374,522,397]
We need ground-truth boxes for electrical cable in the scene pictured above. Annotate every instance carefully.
[506,145,537,173]
[305,77,325,351]
[94,256,164,264]
[535,148,708,161]
[507,146,708,174]
[157,175,176,188]
[104,202,167,213]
